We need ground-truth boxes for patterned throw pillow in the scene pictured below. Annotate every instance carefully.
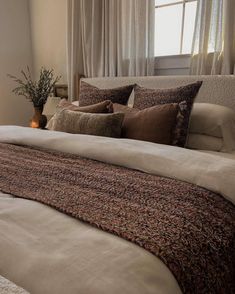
[50,109,124,138]
[113,103,179,145]
[133,81,203,147]
[79,82,134,106]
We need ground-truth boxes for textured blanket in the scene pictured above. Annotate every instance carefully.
[0,143,234,294]
[0,276,29,294]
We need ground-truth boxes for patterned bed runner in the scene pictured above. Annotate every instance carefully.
[0,276,29,294]
[0,143,234,294]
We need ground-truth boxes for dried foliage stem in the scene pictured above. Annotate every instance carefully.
[8,67,61,108]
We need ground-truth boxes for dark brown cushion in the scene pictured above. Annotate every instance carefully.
[113,103,179,145]
[79,82,134,106]
[51,109,124,138]
[133,81,203,147]
[58,99,113,113]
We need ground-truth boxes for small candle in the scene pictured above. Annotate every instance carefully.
[30,120,39,128]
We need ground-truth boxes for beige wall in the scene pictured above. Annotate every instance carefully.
[29,0,67,83]
[0,0,33,126]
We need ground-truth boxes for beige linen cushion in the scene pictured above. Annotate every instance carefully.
[43,97,61,120]
[186,134,223,152]
[189,103,235,151]
[50,109,124,138]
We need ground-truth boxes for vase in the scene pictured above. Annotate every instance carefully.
[30,106,47,129]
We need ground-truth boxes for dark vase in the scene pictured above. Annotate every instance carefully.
[30,106,47,129]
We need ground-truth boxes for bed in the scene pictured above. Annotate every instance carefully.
[0,75,235,294]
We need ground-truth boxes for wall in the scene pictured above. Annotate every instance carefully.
[0,0,33,126]
[29,0,67,83]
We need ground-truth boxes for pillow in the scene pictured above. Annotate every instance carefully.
[47,99,113,130]
[113,103,179,145]
[72,101,79,106]
[50,109,124,138]
[186,134,223,152]
[133,81,203,147]
[58,98,113,113]
[43,97,61,120]
[189,103,235,151]
[79,82,134,106]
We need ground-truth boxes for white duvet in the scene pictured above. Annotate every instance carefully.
[0,126,235,294]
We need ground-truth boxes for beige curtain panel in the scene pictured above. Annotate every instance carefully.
[190,0,235,75]
[67,0,155,100]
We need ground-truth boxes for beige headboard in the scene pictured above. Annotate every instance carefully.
[82,75,235,111]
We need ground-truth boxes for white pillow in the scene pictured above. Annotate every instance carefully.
[43,97,61,120]
[189,103,235,152]
[186,134,223,152]
[72,101,79,106]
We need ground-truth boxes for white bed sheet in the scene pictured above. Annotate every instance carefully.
[0,192,181,294]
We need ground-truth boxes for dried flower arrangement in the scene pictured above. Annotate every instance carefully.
[8,67,61,108]
[8,67,61,129]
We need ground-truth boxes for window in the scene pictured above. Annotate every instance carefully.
[155,0,198,56]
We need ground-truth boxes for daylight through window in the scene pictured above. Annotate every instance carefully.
[155,0,198,56]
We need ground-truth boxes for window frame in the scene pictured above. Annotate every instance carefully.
[155,0,198,56]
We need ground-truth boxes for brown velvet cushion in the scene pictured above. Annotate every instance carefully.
[58,99,113,113]
[133,81,203,147]
[51,109,124,138]
[113,103,179,145]
[79,82,134,106]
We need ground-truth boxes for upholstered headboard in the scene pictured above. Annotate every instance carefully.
[82,75,235,111]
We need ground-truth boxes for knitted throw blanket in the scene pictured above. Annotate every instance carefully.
[0,276,29,294]
[0,143,234,294]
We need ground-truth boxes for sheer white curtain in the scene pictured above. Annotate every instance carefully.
[67,0,155,99]
[190,0,235,75]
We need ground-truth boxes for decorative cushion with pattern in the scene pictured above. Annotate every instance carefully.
[133,81,203,147]
[79,82,134,106]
